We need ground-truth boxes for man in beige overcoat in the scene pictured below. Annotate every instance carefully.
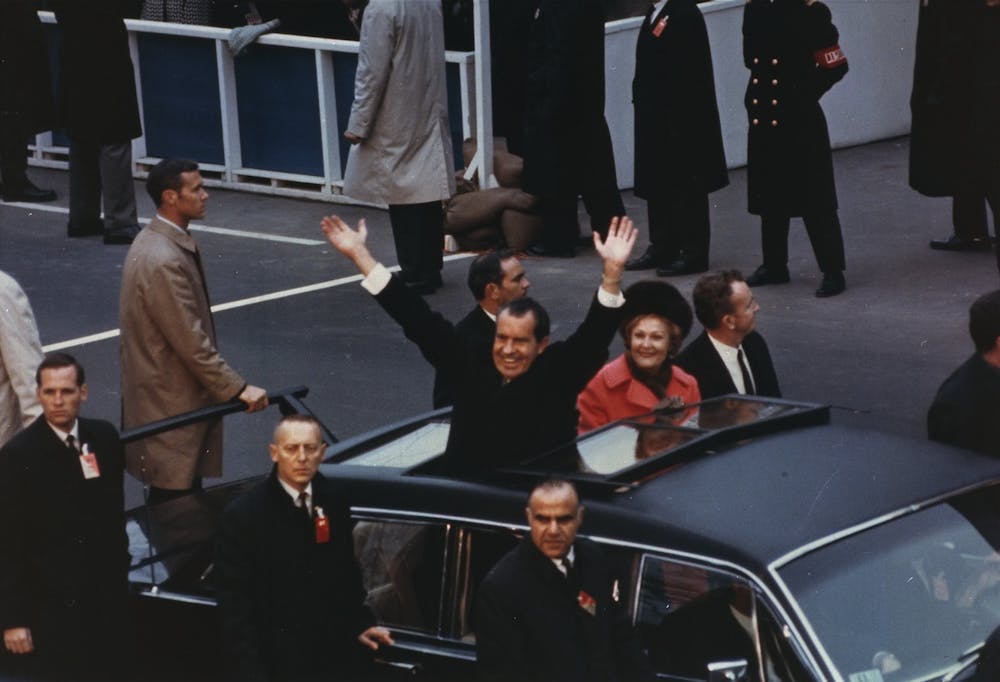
[343,0,456,295]
[119,158,268,504]
[0,269,43,448]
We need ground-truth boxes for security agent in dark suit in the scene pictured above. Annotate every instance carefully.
[676,270,781,399]
[433,250,531,408]
[322,214,636,474]
[0,353,129,681]
[214,415,393,682]
[928,289,1000,456]
[475,479,654,682]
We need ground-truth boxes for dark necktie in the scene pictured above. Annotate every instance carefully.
[297,491,311,522]
[737,348,756,395]
[66,434,79,454]
[561,557,576,584]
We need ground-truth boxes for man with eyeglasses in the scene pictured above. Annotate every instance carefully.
[214,414,392,681]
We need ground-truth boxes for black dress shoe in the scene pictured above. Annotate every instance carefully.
[103,224,141,245]
[815,271,846,298]
[526,243,575,258]
[2,180,57,203]
[745,265,790,286]
[625,251,660,271]
[928,235,992,252]
[656,255,708,277]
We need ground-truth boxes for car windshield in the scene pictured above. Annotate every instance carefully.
[778,486,1000,682]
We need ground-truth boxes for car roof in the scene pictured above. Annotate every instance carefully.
[322,399,1000,572]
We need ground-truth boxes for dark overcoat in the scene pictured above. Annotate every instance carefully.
[0,416,129,678]
[0,2,54,134]
[432,305,495,409]
[52,1,142,143]
[633,0,728,198]
[909,0,1000,197]
[927,353,1000,457]
[521,0,618,197]
[214,472,376,682]
[374,275,617,473]
[475,536,654,682]
[675,330,781,400]
[742,0,847,216]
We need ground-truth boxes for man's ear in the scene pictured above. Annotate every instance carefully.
[484,282,500,303]
[79,383,88,403]
[524,506,532,525]
[538,336,550,354]
[269,443,280,465]
[722,312,737,332]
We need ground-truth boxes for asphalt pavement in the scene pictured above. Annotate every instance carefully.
[1,136,996,508]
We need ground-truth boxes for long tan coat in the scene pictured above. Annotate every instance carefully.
[119,219,245,489]
[343,0,455,205]
[0,270,43,448]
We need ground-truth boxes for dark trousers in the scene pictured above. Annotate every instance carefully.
[647,191,710,266]
[0,117,30,188]
[760,212,846,274]
[388,201,444,284]
[68,137,138,234]
[953,191,989,241]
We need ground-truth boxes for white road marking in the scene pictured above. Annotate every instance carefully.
[0,201,324,245]
[41,253,474,352]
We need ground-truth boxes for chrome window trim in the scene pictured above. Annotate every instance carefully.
[351,507,827,679]
[135,588,215,607]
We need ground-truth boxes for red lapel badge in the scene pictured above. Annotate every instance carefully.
[577,590,597,616]
[314,506,330,544]
[652,16,669,37]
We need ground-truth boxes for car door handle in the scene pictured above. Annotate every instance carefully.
[374,658,423,675]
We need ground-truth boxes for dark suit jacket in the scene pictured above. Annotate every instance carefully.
[432,305,495,409]
[475,536,654,682]
[374,275,616,472]
[0,416,128,674]
[214,472,375,682]
[928,353,1000,456]
[676,330,781,399]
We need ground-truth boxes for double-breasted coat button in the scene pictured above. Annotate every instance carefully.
[753,57,760,64]
[752,77,759,85]
[771,99,778,106]
[752,118,759,125]
[771,79,778,86]
[771,120,778,127]
[752,98,759,105]
[771,58,779,65]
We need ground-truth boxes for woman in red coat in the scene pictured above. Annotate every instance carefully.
[578,280,700,433]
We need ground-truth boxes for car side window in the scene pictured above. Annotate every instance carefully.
[634,555,808,681]
[352,519,448,635]
[457,526,522,642]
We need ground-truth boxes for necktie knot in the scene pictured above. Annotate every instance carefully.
[66,434,78,453]
[297,491,311,520]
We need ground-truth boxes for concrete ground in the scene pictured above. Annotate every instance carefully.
[1,135,997,507]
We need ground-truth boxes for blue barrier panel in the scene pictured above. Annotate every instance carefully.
[235,45,324,176]
[445,62,464,170]
[137,34,225,164]
[333,53,359,176]
[42,23,70,148]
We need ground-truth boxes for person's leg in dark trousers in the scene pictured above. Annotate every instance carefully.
[953,191,989,242]
[389,201,443,289]
[644,194,681,268]
[658,190,710,275]
[533,191,579,256]
[100,140,139,233]
[984,173,1000,280]
[0,115,55,201]
[67,137,105,237]
[761,214,790,272]
[803,211,846,297]
[580,169,624,240]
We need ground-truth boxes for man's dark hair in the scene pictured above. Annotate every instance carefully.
[970,290,1000,353]
[692,270,745,329]
[146,158,199,207]
[35,352,85,386]
[526,478,579,506]
[467,249,515,300]
[498,297,550,341]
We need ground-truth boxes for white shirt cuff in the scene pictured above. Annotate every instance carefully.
[361,263,392,295]
[597,286,626,308]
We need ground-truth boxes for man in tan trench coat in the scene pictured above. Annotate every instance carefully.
[0,270,43,448]
[343,0,456,295]
[119,158,268,504]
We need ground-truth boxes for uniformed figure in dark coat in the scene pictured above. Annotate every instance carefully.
[52,0,143,244]
[742,0,849,298]
[475,480,654,682]
[0,1,57,203]
[215,415,393,682]
[910,0,1000,267]
[626,0,728,276]
[0,354,130,681]
[522,0,625,256]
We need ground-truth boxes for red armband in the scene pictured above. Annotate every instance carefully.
[814,44,846,69]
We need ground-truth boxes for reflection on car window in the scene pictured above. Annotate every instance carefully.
[346,422,450,468]
[780,487,1000,681]
[635,556,808,681]
[459,527,522,642]
[353,519,447,635]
